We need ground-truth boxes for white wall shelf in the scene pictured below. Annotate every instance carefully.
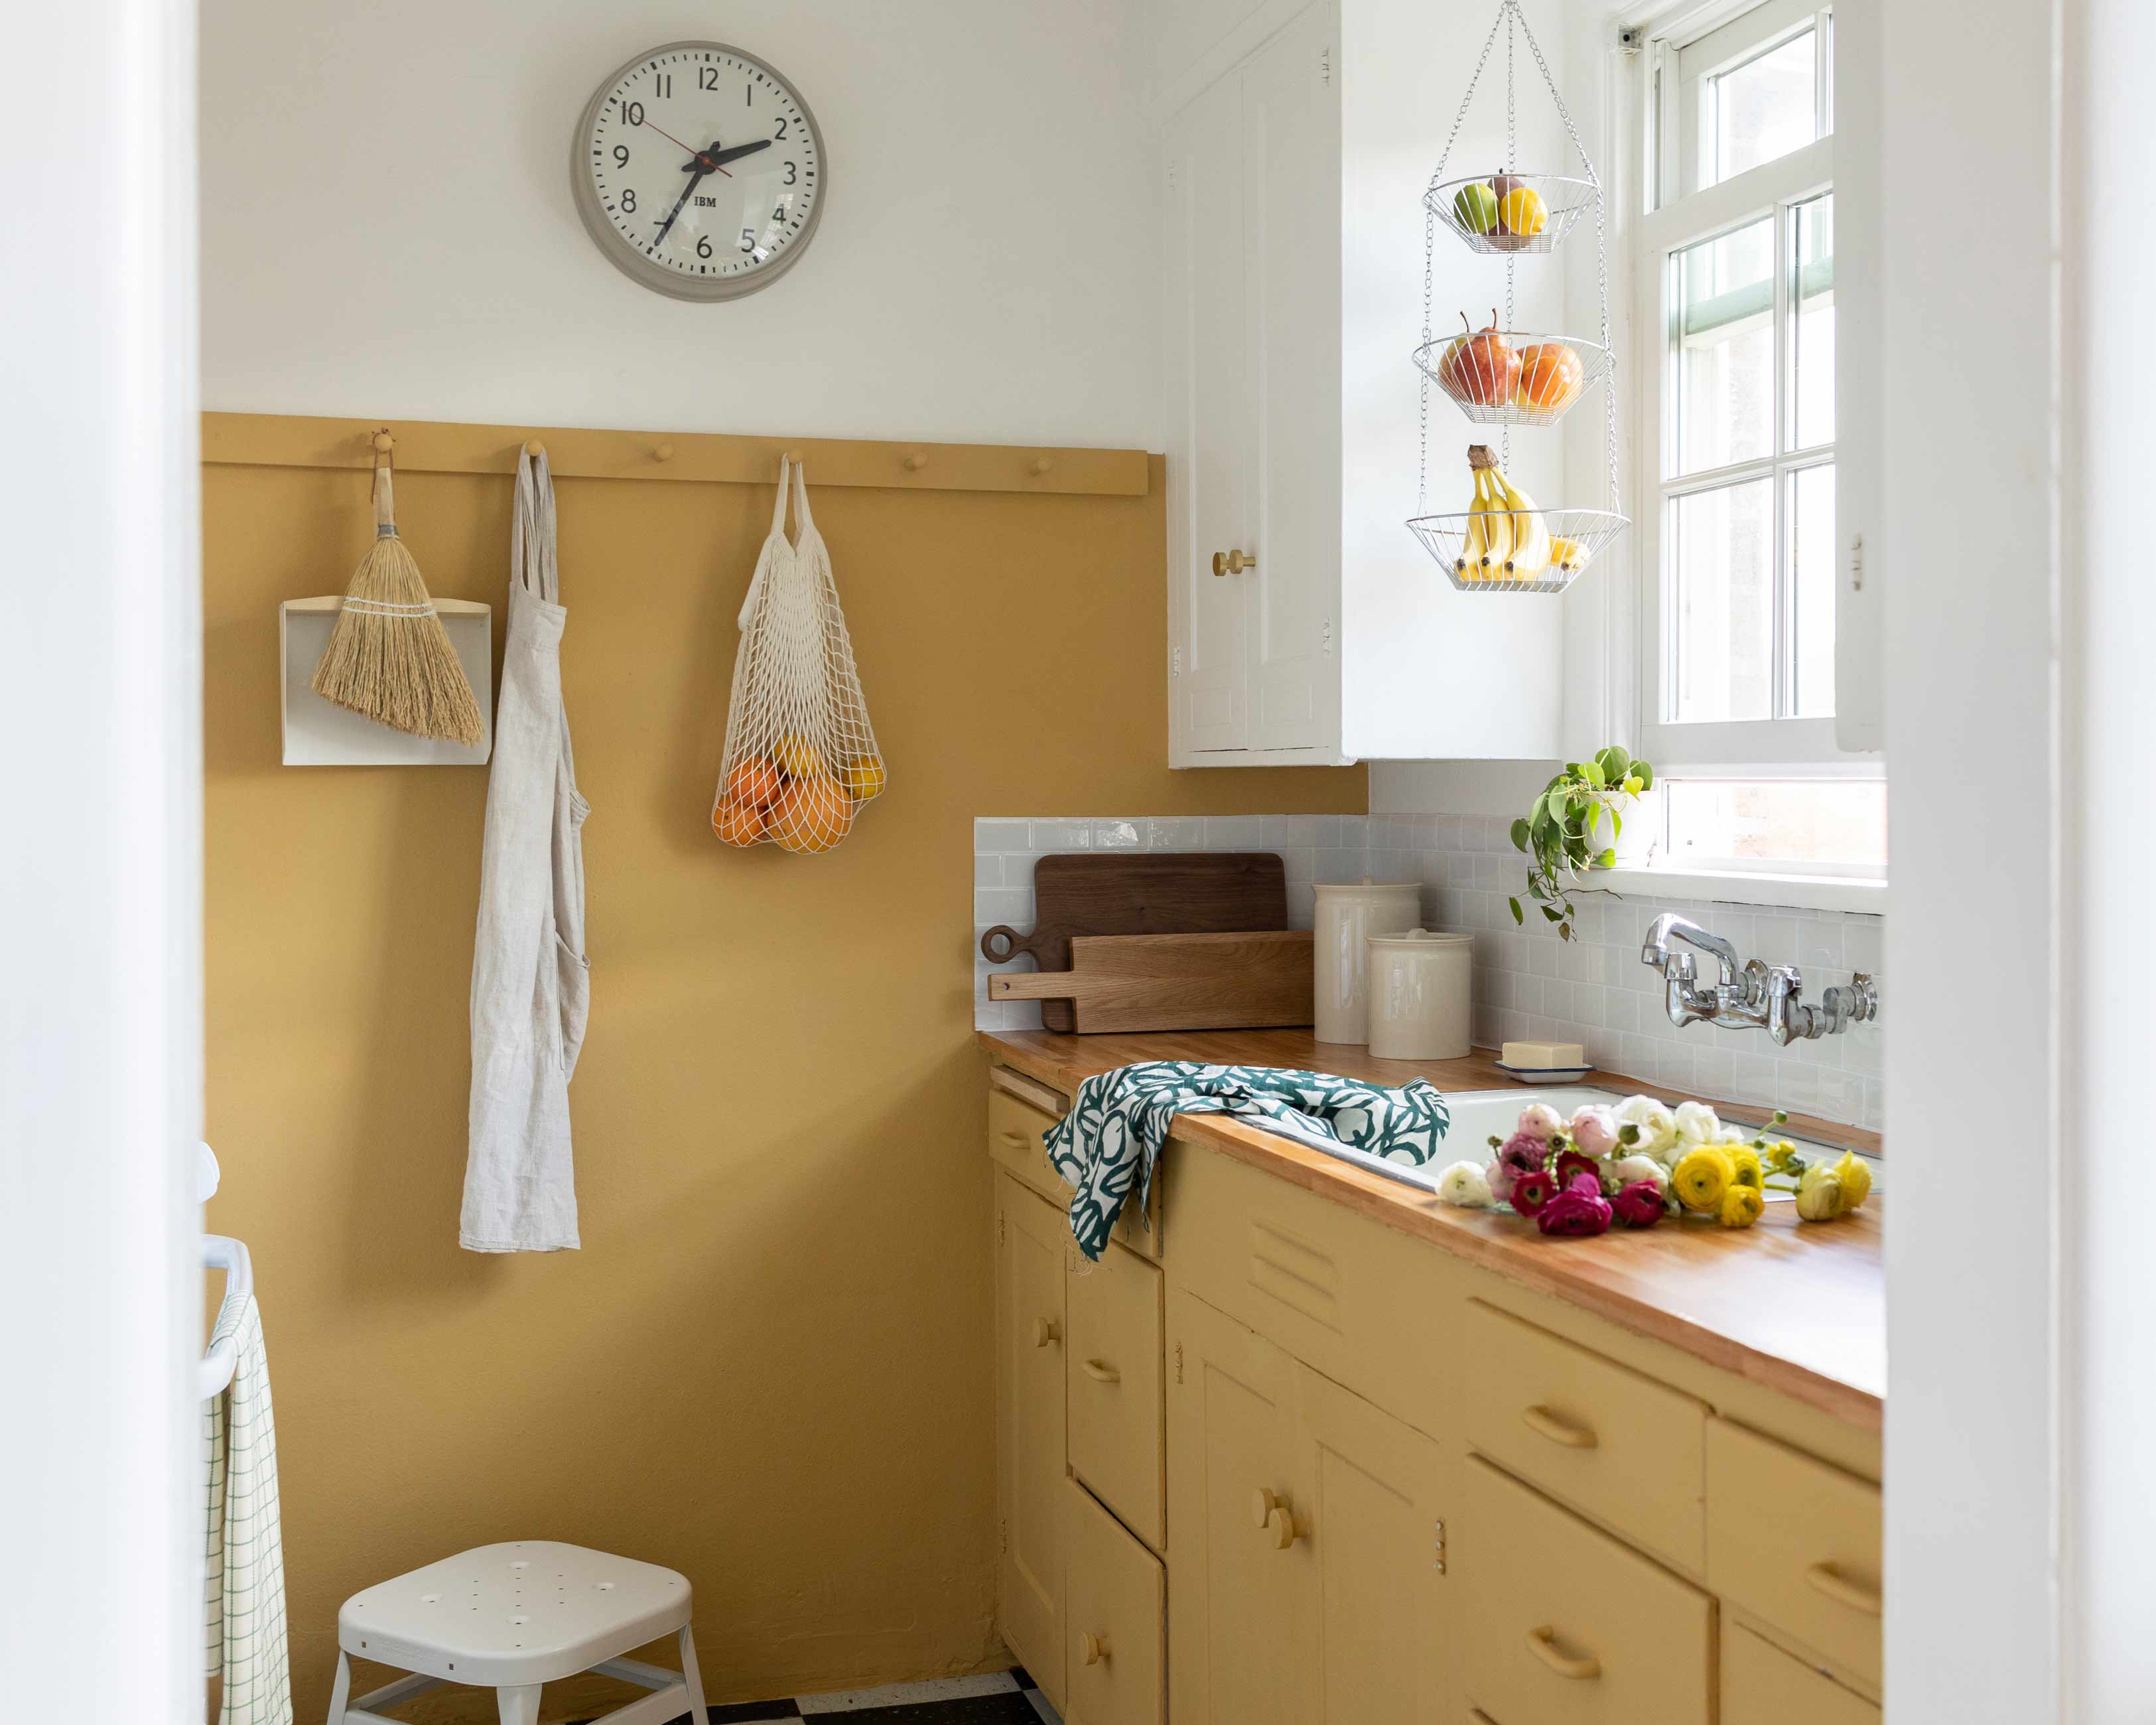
[279,596,492,767]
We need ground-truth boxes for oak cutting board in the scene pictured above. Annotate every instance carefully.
[980,852,1289,1032]
[986,930,1314,1033]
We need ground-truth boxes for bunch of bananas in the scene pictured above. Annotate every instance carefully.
[1457,447,1553,582]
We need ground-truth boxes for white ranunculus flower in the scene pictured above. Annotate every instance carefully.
[1613,1095,1678,1160]
[1673,1099,1723,1151]
[1516,1103,1564,1141]
[1435,1160,1495,1208]
[1608,1153,1668,1194]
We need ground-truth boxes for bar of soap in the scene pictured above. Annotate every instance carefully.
[1503,1040,1584,1068]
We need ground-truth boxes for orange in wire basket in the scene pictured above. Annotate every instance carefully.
[770,774,855,853]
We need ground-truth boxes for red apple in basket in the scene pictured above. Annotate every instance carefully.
[1436,311,1521,407]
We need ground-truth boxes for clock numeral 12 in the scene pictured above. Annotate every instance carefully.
[699,65,720,91]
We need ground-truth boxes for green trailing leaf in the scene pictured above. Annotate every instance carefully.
[1509,896,1524,925]
[1635,762,1654,791]
[1600,744,1631,780]
[1511,817,1530,851]
[1542,904,1564,922]
[1581,758,1605,788]
[1596,849,1617,867]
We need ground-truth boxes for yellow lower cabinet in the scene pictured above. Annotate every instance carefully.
[1067,1238,1166,1549]
[1288,1361,1448,1720]
[1460,1456,1712,1725]
[1166,1288,1302,1725]
[1063,1479,1166,1725]
[994,1174,1068,1712]
[1723,1620,1881,1724]
[1705,1416,1882,1689]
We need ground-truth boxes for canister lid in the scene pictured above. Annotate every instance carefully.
[1367,927,1474,947]
[1313,880,1420,895]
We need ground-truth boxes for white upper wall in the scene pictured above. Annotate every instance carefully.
[200,1,1160,447]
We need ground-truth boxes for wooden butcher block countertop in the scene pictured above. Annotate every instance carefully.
[979,1026,1884,1432]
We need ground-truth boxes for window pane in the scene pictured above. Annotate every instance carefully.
[1670,478,1773,723]
[1674,216,1775,474]
[1790,463,1836,717]
[1665,778,1887,870]
[1790,192,1834,448]
[1706,29,1817,187]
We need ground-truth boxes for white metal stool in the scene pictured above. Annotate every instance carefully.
[326,1541,707,1725]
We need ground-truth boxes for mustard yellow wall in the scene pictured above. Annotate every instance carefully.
[201,425,1363,1718]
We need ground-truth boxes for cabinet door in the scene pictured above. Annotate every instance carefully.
[1288,1362,1448,1720]
[994,1175,1068,1710]
[1063,1480,1167,1725]
[1240,0,1339,753]
[1164,67,1250,754]
[1166,1288,1300,1725]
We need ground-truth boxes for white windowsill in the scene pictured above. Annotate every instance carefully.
[1600,861,1887,916]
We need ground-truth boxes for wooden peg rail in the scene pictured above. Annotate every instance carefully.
[200,412,1150,498]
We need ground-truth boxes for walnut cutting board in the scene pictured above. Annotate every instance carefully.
[978,852,1288,1033]
[986,930,1314,1033]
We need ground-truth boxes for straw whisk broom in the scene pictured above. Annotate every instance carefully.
[310,429,484,744]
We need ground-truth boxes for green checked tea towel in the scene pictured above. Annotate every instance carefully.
[1044,1062,1451,1259]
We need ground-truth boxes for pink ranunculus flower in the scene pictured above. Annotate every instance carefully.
[1486,1158,1518,1208]
[1497,1131,1548,1173]
[1516,1103,1565,1140]
[1570,1104,1621,1158]
[1610,1178,1667,1229]
[1536,1172,1614,1237]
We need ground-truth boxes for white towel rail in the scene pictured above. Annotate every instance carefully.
[200,1234,253,1401]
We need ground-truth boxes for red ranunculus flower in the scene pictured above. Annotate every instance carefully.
[1610,1179,1667,1228]
[1554,1148,1603,1190]
[1536,1176,1614,1237]
[1509,1166,1559,1217]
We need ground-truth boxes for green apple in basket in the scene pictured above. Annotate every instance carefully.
[1452,180,1499,234]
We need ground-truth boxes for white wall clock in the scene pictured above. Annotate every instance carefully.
[571,40,827,302]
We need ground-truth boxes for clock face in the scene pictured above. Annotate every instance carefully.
[571,41,826,301]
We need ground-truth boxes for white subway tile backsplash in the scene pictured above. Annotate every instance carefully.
[974,813,1883,1132]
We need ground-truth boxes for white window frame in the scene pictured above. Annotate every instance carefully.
[1625,0,1876,779]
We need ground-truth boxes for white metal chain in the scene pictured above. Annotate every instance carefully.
[1502,5,1516,469]
[1418,1,1511,516]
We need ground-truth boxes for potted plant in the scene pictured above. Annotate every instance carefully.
[1509,745,1654,941]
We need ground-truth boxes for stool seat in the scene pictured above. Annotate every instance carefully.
[329,1541,703,1725]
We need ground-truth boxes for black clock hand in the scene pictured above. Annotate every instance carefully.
[653,163,709,246]
[638,117,734,178]
[703,138,775,169]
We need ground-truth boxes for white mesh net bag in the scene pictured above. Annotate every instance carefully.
[711,458,886,853]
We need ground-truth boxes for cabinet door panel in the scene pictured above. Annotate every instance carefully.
[1063,1480,1167,1725]
[1164,70,1248,754]
[1241,0,1339,752]
[1723,1621,1880,1724]
[1066,1239,1166,1549]
[1290,1362,1448,1720]
[994,1174,1068,1710]
[1166,1288,1300,1725]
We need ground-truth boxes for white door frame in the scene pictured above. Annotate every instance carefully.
[0,0,202,1716]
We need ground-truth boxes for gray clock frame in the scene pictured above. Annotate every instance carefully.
[570,39,828,303]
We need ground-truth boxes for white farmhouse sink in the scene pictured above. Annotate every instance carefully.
[1315,1084,1881,1202]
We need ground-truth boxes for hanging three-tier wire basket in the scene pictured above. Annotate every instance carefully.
[1407,0,1629,596]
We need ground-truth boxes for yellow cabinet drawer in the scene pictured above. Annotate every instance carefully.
[1068,1239,1166,1549]
[988,1080,1158,1257]
[1706,1418,1881,1688]
[1722,1621,1880,1724]
[1460,1455,1712,1725]
[1063,1478,1166,1725]
[1462,1300,1707,1573]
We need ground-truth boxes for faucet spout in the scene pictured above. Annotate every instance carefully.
[1641,914,1741,988]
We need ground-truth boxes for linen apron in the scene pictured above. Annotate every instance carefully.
[462,448,589,1252]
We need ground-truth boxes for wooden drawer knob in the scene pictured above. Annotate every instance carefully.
[1032,1318,1060,1348]
[1520,1405,1599,1450]
[1252,1488,1302,1549]
[1526,1626,1601,1681]
[1080,1631,1111,1666]
[1804,1560,1883,1616]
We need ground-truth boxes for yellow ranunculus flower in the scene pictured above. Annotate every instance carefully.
[1671,1144,1735,1213]
[1724,1143,1765,1190]
[1718,1185,1766,1229]
[1834,1151,1874,1211]
[1794,1161,1846,1221]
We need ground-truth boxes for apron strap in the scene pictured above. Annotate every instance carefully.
[513,448,559,602]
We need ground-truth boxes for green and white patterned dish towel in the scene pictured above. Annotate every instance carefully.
[1044,1062,1451,1260]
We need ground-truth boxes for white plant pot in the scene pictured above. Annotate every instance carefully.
[1587,790,1658,868]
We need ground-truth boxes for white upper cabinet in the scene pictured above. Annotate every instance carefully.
[1162,0,1569,768]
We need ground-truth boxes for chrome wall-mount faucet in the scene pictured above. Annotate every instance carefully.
[1640,913,1878,1044]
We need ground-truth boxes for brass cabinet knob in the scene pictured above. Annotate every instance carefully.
[1211,548,1257,577]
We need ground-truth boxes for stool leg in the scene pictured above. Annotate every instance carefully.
[324,1652,352,1724]
[494,1683,542,1725]
[678,1623,709,1720]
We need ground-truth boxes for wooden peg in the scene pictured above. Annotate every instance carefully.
[785,447,804,462]
[523,439,546,458]
[371,430,395,455]
[1030,456,1054,477]
[653,442,674,462]
[904,451,929,472]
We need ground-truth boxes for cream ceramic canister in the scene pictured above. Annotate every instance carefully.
[1366,929,1475,1060]
[1313,881,1422,1044]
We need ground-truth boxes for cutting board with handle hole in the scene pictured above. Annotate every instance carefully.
[980,852,1288,1032]
[987,930,1314,1034]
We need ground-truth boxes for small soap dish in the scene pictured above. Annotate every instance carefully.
[1493,1060,1596,1085]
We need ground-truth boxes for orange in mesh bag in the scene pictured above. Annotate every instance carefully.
[712,458,886,853]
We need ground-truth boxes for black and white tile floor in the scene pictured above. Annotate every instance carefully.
[619,1669,1059,1725]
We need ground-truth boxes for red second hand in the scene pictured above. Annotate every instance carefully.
[638,116,733,177]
